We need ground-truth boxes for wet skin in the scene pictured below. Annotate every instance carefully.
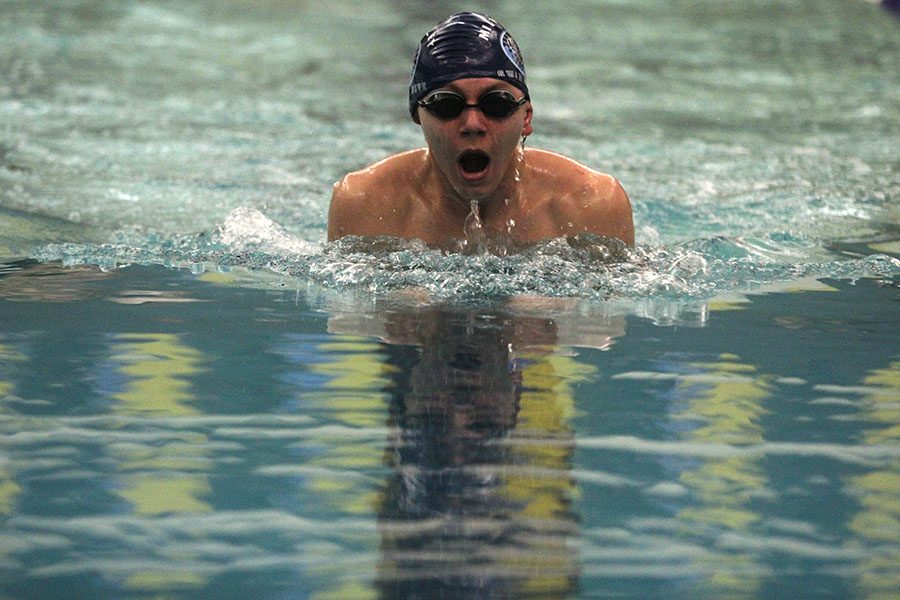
[328,78,634,251]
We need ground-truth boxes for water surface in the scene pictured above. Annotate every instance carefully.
[0,1,898,598]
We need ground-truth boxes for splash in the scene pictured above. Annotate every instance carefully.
[23,203,899,303]
[459,199,488,254]
[218,207,317,256]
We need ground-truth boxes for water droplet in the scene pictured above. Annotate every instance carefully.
[464,200,483,232]
[462,200,487,254]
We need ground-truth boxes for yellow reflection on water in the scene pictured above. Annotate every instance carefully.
[124,571,207,593]
[508,353,588,513]
[311,581,378,600]
[292,337,394,598]
[107,332,211,593]
[311,338,397,429]
[674,353,771,595]
[502,351,590,597]
[0,342,24,516]
[0,342,24,400]
[306,337,392,513]
[0,473,19,516]
[119,475,212,516]
[111,333,205,416]
[848,361,900,600]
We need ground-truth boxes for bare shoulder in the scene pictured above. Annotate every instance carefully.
[331,149,424,205]
[327,149,426,241]
[526,148,623,197]
[526,149,634,245]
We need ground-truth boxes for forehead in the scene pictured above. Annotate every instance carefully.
[439,77,520,96]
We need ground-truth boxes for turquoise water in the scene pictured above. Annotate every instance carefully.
[1,1,899,598]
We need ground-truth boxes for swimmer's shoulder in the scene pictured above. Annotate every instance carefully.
[525,148,634,245]
[333,149,427,199]
[328,150,428,241]
[525,148,621,191]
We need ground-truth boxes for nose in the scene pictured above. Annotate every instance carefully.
[458,106,487,137]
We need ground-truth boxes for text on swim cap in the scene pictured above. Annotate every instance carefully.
[497,70,525,83]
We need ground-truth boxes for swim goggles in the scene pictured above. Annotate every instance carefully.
[417,90,528,120]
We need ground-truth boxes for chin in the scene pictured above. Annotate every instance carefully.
[452,179,500,202]
[453,188,491,203]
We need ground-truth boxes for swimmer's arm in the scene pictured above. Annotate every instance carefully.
[328,168,408,241]
[326,177,359,241]
[604,178,634,246]
[579,176,634,246]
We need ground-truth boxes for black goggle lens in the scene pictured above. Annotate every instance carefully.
[419,91,526,120]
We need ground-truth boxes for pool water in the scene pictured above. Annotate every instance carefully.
[1,1,898,598]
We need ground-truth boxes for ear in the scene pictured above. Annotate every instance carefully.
[412,107,421,125]
[522,102,533,137]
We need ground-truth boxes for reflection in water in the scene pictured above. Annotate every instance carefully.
[0,342,24,518]
[305,337,394,516]
[503,351,597,598]
[0,260,111,302]
[0,341,25,409]
[110,333,205,416]
[326,301,624,599]
[671,354,770,596]
[106,332,213,594]
[0,264,896,597]
[848,361,900,599]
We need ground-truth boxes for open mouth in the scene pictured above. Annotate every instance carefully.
[458,150,491,175]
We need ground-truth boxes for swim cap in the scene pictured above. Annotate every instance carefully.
[409,12,528,120]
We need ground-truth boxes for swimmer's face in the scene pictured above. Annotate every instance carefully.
[418,78,533,203]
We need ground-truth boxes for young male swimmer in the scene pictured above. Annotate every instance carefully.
[327,12,634,252]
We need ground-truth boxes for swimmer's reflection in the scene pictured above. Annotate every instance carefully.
[328,300,625,599]
[0,260,111,302]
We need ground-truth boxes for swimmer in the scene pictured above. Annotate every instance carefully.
[327,12,634,252]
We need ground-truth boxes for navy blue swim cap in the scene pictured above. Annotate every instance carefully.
[409,12,528,120]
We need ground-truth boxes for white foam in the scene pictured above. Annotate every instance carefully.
[219,207,318,256]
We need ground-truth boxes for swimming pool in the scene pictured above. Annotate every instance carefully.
[1,1,898,598]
